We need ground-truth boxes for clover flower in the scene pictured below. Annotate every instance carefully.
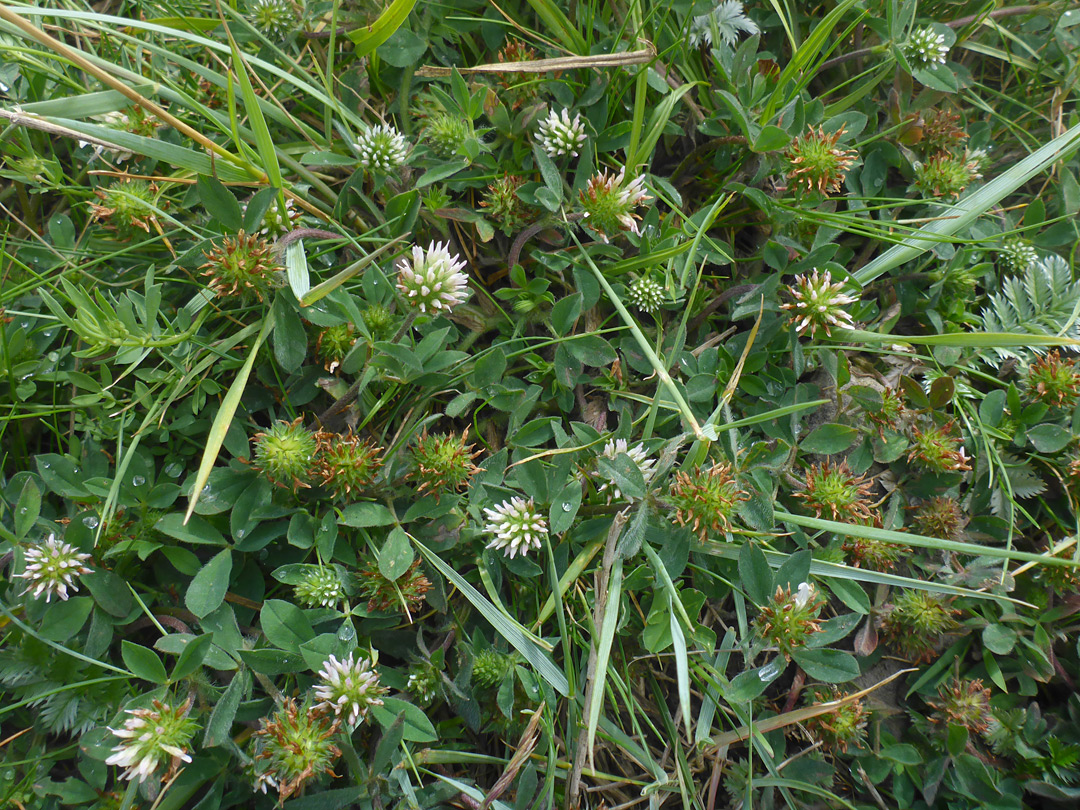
[314,324,356,373]
[314,653,387,726]
[252,699,341,802]
[598,439,657,500]
[904,26,949,67]
[106,698,199,784]
[482,174,533,234]
[294,567,344,609]
[627,277,664,313]
[578,168,652,242]
[842,536,909,572]
[472,649,513,687]
[537,108,587,158]
[248,0,295,39]
[913,495,967,541]
[688,0,760,48]
[482,497,548,559]
[355,123,409,171]
[407,660,439,705]
[88,179,158,234]
[15,534,93,603]
[785,126,858,195]
[396,241,470,314]
[781,270,857,337]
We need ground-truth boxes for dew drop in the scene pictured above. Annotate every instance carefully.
[82,515,100,529]
[164,462,183,478]
[561,503,572,512]
[235,528,246,538]
[758,659,782,682]
[132,475,146,487]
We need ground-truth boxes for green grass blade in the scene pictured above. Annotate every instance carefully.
[226,34,280,188]
[584,555,621,765]
[414,540,570,696]
[184,314,275,522]
[836,328,1080,349]
[346,0,420,58]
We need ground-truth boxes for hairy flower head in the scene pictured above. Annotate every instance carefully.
[578,168,652,242]
[781,269,857,337]
[106,698,198,784]
[355,123,409,171]
[396,241,470,314]
[537,108,587,158]
[314,653,388,726]
[15,534,93,602]
[785,126,858,195]
[483,497,548,559]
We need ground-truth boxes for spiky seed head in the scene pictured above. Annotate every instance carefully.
[1025,350,1080,409]
[248,0,295,39]
[784,126,858,195]
[313,653,388,726]
[15,534,93,602]
[920,108,968,154]
[907,421,971,473]
[200,231,281,301]
[905,26,949,67]
[482,497,548,559]
[396,241,470,314]
[252,417,318,490]
[627,277,665,312]
[796,460,875,524]
[426,113,470,159]
[537,108,587,158]
[578,168,652,242]
[315,324,357,373]
[842,536,909,572]
[912,152,981,198]
[781,269,858,337]
[357,558,431,614]
[106,698,198,784]
[294,567,344,609]
[803,687,868,753]
[667,463,748,539]
[998,238,1039,273]
[481,174,533,234]
[877,589,960,662]
[753,582,824,658]
[410,429,481,498]
[251,699,341,802]
[313,431,382,498]
[355,123,409,171]
[362,304,395,339]
[913,495,967,541]
[473,648,513,687]
[928,678,992,733]
[89,179,158,234]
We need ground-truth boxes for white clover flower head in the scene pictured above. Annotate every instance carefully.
[355,123,410,171]
[396,241,470,314]
[999,237,1039,273]
[794,582,815,609]
[249,0,295,39]
[628,277,665,313]
[781,269,858,338]
[482,497,548,559]
[537,108,587,158]
[294,568,344,609]
[598,439,657,500]
[905,26,949,67]
[313,653,387,726]
[579,168,653,242]
[254,771,279,794]
[106,699,198,784]
[15,534,93,603]
[688,0,760,48]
